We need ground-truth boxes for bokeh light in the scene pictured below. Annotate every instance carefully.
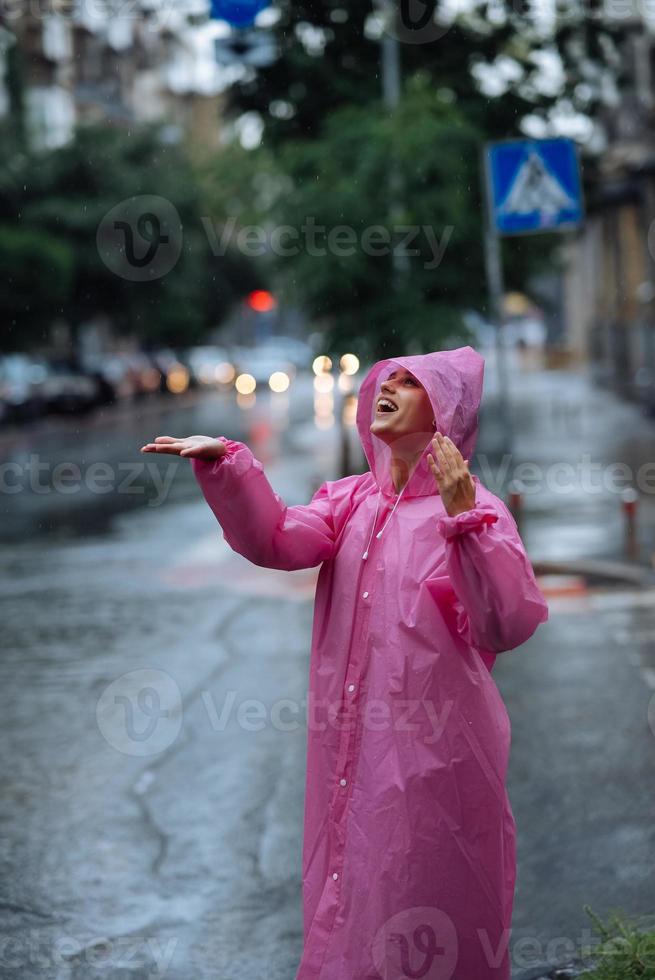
[340,353,360,375]
[269,371,290,392]
[314,373,334,393]
[247,289,276,312]
[312,355,332,375]
[215,361,236,384]
[235,373,257,395]
[166,364,189,394]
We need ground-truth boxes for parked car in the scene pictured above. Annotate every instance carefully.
[230,344,296,388]
[41,360,104,415]
[183,345,235,388]
[81,352,161,402]
[265,335,314,370]
[147,348,190,395]
[0,354,49,423]
[632,365,655,417]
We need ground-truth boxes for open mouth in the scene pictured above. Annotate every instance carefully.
[376,397,398,414]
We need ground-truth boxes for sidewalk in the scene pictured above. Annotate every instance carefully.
[479,348,655,581]
[477,352,655,980]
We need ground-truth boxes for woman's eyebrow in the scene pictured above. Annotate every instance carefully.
[384,369,421,384]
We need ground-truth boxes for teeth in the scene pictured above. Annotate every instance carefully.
[377,399,397,412]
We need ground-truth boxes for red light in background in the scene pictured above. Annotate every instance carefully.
[247,290,276,313]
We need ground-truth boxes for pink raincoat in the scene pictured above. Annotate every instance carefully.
[191,346,549,980]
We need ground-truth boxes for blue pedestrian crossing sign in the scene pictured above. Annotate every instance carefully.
[485,138,583,236]
[210,0,270,28]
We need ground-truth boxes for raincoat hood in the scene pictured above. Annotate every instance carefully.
[356,345,485,499]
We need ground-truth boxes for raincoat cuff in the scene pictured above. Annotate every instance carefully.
[190,438,253,478]
[436,504,500,540]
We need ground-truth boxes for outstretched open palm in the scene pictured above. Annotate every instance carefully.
[140,435,227,460]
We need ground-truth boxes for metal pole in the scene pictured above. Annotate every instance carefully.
[379,1,409,277]
[481,146,513,457]
[381,11,401,109]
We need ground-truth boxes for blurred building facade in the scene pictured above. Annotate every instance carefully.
[0,1,228,152]
[563,26,655,400]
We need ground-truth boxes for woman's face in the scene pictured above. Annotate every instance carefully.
[369,367,435,448]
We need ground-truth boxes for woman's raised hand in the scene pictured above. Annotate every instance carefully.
[140,435,227,460]
[427,431,476,517]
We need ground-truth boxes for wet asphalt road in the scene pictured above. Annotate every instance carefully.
[0,373,353,980]
[1,360,655,979]
[0,383,292,543]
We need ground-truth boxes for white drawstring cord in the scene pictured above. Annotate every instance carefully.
[375,482,407,540]
[361,483,407,559]
[361,490,381,560]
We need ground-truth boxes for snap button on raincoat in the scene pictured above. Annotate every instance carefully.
[191,346,549,980]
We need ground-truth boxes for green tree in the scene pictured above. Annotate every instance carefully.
[207,0,627,355]
[225,0,626,146]
[0,225,73,351]
[206,74,560,358]
[0,122,256,354]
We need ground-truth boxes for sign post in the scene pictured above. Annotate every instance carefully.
[482,137,584,458]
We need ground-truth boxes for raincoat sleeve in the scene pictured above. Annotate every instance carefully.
[436,496,549,654]
[190,438,340,571]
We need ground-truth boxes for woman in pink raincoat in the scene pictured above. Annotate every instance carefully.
[141,346,549,980]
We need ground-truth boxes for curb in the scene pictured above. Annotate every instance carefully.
[0,387,208,451]
[532,558,655,589]
[513,968,556,980]
[513,956,598,980]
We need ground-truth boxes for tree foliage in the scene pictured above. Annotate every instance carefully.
[0,122,257,354]
[205,0,626,355]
